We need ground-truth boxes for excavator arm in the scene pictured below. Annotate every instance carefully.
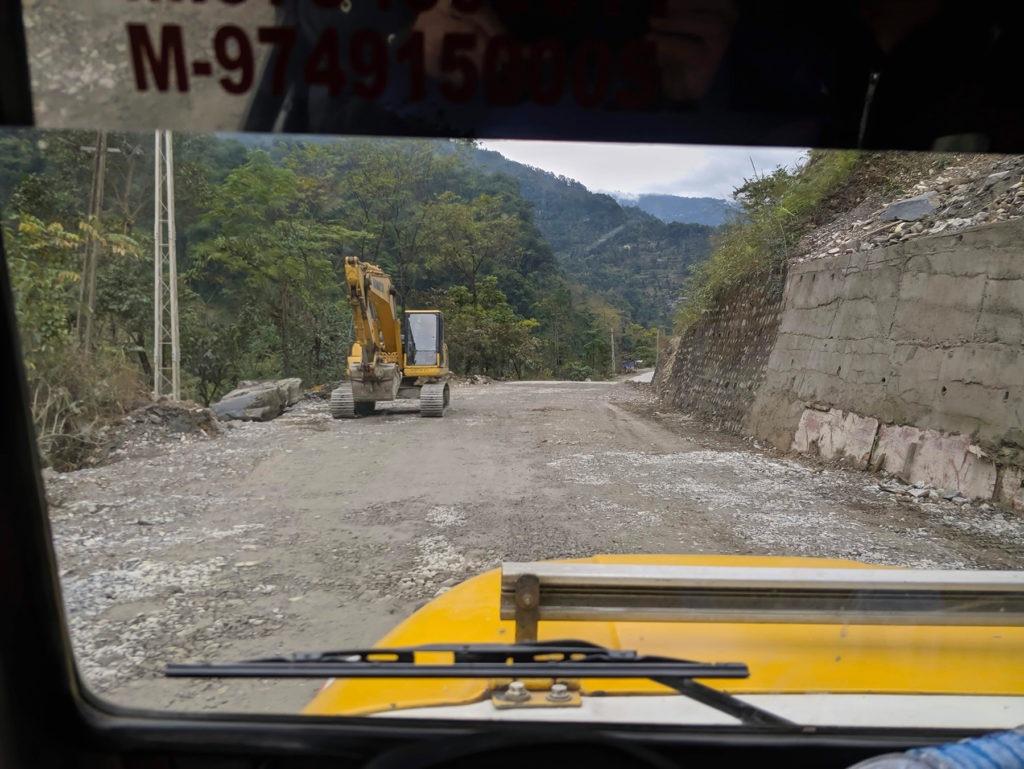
[344,256,403,371]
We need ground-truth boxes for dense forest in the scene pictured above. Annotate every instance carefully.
[3,131,706,467]
[462,146,716,326]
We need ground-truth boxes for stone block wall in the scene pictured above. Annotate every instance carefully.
[653,268,785,433]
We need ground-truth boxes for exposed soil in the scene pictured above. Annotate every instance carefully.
[44,381,1024,715]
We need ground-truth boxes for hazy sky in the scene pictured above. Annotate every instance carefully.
[476,140,808,200]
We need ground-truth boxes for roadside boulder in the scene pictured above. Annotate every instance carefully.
[212,378,303,422]
[880,192,938,222]
[238,377,303,407]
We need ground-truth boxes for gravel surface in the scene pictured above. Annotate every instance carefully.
[44,381,1024,714]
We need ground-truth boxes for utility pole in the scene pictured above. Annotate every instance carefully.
[76,130,108,351]
[610,327,616,377]
[153,130,180,400]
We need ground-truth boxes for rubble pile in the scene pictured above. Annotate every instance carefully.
[447,374,494,385]
[306,383,339,401]
[61,400,223,468]
[877,475,975,507]
[796,155,1024,264]
[125,401,219,432]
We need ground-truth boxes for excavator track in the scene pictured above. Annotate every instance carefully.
[330,384,356,419]
[419,382,449,418]
[330,384,374,418]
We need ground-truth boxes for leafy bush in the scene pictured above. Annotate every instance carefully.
[30,349,146,471]
[6,214,145,469]
[566,362,593,381]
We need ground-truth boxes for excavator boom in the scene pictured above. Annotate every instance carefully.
[344,257,403,369]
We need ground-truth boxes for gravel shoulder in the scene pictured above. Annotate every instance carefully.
[44,381,1024,714]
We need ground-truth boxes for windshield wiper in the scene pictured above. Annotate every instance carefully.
[166,640,795,727]
[166,640,744,680]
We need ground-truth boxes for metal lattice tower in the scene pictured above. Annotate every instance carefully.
[153,130,180,400]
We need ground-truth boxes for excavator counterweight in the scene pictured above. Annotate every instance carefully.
[330,257,450,419]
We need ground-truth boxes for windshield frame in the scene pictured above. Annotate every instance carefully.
[2,1,1022,764]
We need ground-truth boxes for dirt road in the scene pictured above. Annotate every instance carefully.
[45,381,1024,714]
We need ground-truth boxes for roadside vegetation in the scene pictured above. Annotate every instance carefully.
[674,150,860,332]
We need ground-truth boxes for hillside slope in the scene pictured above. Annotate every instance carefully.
[464,146,715,327]
[655,149,1024,512]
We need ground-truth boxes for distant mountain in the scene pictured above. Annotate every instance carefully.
[462,147,716,327]
[611,193,741,226]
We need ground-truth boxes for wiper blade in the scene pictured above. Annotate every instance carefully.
[166,640,747,681]
[166,640,795,728]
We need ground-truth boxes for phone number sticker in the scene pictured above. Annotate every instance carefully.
[125,1,662,109]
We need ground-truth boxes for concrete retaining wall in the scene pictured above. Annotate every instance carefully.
[747,218,1024,506]
[748,219,1024,448]
[657,218,1024,508]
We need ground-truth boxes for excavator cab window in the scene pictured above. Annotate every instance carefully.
[406,312,442,367]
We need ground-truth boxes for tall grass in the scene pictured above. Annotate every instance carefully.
[674,150,861,333]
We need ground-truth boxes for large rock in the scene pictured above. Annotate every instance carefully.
[874,424,997,500]
[880,192,938,222]
[237,377,303,407]
[213,378,303,421]
[792,407,878,468]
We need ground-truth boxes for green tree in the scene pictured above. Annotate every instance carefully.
[423,192,522,306]
[434,277,539,378]
[6,213,143,468]
[193,151,359,383]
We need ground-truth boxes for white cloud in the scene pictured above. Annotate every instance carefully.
[476,140,808,200]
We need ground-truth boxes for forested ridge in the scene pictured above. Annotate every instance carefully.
[2,131,711,467]
[463,146,716,326]
[610,194,740,227]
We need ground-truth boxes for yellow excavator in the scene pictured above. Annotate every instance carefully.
[331,256,450,418]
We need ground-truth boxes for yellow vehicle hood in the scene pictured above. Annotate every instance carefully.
[303,555,1024,716]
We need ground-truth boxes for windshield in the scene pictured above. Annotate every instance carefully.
[5,0,1024,733]
[407,313,440,366]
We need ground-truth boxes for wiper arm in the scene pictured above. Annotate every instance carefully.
[652,676,795,728]
[166,639,795,727]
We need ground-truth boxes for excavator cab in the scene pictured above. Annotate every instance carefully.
[404,311,446,374]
